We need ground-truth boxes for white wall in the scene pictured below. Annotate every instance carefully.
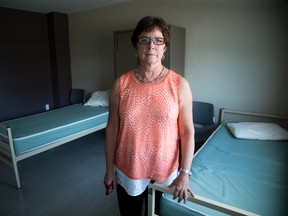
[69,0,288,120]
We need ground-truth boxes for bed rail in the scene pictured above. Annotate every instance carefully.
[220,108,288,123]
[148,183,259,216]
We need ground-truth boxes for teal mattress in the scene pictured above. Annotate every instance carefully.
[160,123,288,216]
[0,104,109,155]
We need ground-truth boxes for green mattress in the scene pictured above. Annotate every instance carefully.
[0,104,109,155]
[160,123,288,216]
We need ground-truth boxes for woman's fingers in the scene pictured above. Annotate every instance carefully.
[173,187,193,203]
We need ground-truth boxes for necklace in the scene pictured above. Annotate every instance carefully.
[134,67,165,83]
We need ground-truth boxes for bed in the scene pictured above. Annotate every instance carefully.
[148,108,288,216]
[0,104,109,188]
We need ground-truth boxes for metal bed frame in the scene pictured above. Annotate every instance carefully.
[0,121,107,189]
[148,108,288,216]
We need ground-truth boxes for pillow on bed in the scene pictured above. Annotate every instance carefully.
[227,122,288,140]
[84,90,110,107]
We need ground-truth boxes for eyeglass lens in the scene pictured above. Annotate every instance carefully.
[138,37,165,45]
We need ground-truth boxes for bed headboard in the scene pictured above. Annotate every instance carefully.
[220,108,288,130]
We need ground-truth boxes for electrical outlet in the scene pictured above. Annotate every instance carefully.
[45,104,50,111]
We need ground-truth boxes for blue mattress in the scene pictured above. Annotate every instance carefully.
[160,123,288,216]
[0,104,109,155]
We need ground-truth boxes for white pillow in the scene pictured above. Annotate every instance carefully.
[84,90,110,107]
[227,122,288,140]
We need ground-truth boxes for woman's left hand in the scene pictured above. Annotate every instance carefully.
[168,173,194,204]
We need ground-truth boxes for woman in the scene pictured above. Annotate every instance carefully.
[104,16,195,216]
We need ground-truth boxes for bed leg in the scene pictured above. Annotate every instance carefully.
[148,185,157,216]
[7,127,21,189]
[12,160,21,189]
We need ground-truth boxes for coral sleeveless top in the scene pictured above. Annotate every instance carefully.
[115,69,181,182]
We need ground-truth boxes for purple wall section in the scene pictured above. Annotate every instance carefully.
[0,8,71,121]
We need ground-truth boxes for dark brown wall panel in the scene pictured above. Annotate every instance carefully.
[47,12,71,108]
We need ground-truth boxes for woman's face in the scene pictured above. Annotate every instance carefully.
[136,27,166,66]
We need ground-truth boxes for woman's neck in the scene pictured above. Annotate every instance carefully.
[135,64,165,83]
[139,63,162,75]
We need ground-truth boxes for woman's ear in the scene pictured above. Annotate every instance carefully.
[163,46,167,52]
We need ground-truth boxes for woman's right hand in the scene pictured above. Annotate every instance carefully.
[104,169,117,194]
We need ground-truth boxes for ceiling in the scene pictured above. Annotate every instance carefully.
[0,0,132,14]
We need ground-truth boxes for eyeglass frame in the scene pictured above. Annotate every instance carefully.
[137,37,166,45]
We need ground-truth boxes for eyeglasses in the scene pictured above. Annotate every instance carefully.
[137,37,165,45]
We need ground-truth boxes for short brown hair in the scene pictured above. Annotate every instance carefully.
[131,16,170,48]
